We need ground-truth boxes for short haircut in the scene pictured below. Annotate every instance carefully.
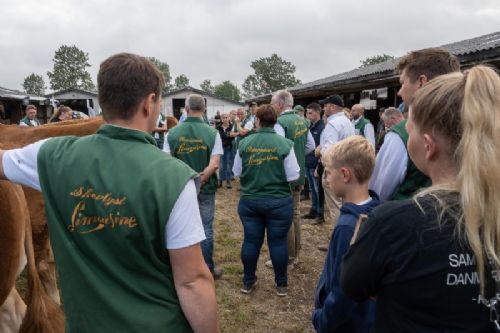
[256,104,277,127]
[97,53,164,122]
[322,136,375,183]
[397,47,460,83]
[382,107,403,120]
[306,102,321,113]
[26,104,37,111]
[186,94,205,112]
[273,90,294,108]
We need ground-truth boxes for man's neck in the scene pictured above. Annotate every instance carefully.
[343,183,371,204]
[188,111,203,118]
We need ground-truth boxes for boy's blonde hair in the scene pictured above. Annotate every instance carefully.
[322,136,375,183]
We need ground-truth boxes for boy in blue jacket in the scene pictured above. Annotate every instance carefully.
[313,135,380,333]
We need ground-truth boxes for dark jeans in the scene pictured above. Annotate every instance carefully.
[219,146,234,181]
[306,167,322,214]
[238,196,293,287]
[198,192,216,271]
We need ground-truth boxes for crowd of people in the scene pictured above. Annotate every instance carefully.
[1,48,499,332]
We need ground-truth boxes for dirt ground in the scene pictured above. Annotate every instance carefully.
[17,179,332,333]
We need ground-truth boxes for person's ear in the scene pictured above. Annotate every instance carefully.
[142,93,156,116]
[423,133,438,160]
[341,167,351,183]
[418,74,428,87]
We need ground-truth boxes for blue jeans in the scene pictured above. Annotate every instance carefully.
[219,147,233,181]
[198,192,216,271]
[306,167,322,214]
[238,196,293,286]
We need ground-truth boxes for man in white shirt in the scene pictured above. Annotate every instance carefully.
[316,95,355,226]
[351,104,375,148]
[0,53,218,333]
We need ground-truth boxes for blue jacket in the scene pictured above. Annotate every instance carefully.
[305,119,324,169]
[313,191,381,333]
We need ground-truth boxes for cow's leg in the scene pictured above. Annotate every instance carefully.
[0,288,26,333]
[0,181,27,304]
[22,186,61,305]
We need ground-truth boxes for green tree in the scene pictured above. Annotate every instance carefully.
[200,79,214,94]
[47,45,95,91]
[174,74,189,89]
[23,73,46,96]
[148,57,172,94]
[359,54,395,68]
[242,53,301,98]
[214,80,241,101]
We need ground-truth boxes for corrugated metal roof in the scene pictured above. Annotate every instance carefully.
[248,30,500,101]
[0,86,45,101]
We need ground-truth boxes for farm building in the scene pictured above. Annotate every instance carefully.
[162,86,245,120]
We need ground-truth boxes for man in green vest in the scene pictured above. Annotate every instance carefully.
[165,93,224,279]
[351,104,375,148]
[0,53,219,333]
[270,90,315,267]
[19,104,41,127]
[369,48,460,200]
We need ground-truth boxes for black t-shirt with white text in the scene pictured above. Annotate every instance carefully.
[340,196,495,333]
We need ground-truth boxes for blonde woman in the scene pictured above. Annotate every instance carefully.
[49,105,73,123]
[340,65,500,332]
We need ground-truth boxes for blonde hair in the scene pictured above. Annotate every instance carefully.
[410,65,500,294]
[322,135,375,183]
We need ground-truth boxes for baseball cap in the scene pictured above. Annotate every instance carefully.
[293,105,305,112]
[318,95,344,107]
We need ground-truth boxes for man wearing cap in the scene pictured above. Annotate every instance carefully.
[351,104,375,148]
[316,95,355,226]
[270,90,315,266]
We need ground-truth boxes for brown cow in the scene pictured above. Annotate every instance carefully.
[0,116,178,333]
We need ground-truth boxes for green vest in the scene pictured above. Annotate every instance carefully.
[390,120,432,200]
[20,116,40,126]
[37,125,197,333]
[354,116,371,136]
[168,117,218,193]
[238,127,294,199]
[277,110,308,186]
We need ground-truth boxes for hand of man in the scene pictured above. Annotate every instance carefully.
[314,145,322,158]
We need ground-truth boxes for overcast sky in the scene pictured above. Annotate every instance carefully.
[1,0,499,95]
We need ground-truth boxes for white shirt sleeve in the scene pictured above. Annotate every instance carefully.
[211,132,223,156]
[162,133,171,154]
[232,149,242,177]
[305,130,315,154]
[368,132,408,200]
[284,147,300,182]
[274,123,285,137]
[320,122,340,155]
[165,179,206,249]
[19,122,28,127]
[364,123,376,148]
[2,139,49,191]
[244,118,254,131]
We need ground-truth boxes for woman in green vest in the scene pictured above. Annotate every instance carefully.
[233,104,300,296]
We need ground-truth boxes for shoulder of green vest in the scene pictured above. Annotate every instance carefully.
[389,120,408,146]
